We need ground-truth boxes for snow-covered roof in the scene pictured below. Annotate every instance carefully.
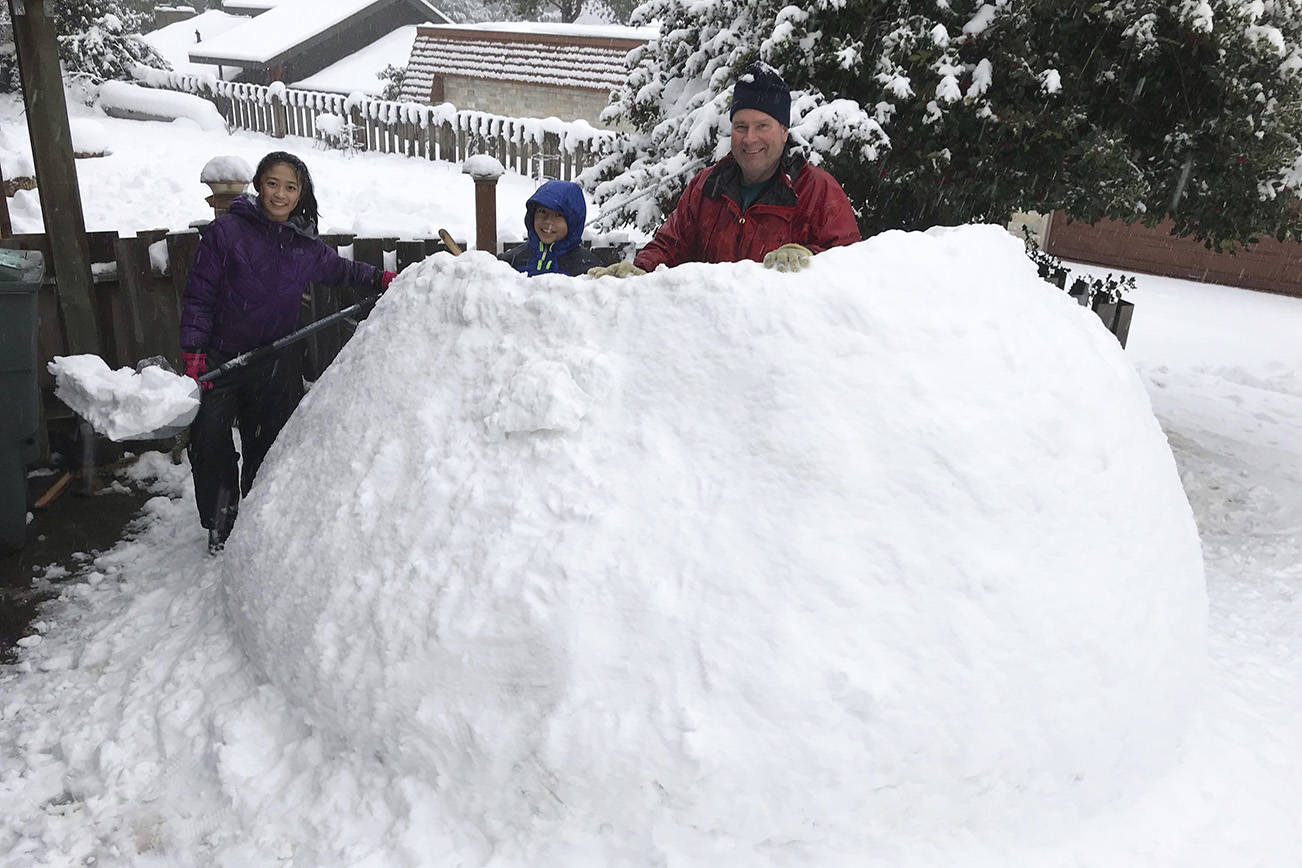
[400,23,650,100]
[430,21,655,41]
[190,0,451,66]
[220,0,286,12]
[292,25,418,95]
[144,9,246,79]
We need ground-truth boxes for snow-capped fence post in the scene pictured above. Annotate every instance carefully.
[542,132,562,180]
[269,85,288,139]
[438,120,455,163]
[463,156,505,254]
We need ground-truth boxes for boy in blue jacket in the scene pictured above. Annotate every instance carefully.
[499,180,601,276]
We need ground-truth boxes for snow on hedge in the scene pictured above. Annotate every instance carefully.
[97,80,228,132]
[219,224,1207,862]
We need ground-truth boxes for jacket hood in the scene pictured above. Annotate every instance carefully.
[524,180,586,255]
[230,192,319,240]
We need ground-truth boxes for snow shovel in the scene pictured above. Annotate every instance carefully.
[50,294,383,443]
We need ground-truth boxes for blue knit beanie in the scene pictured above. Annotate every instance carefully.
[730,61,790,127]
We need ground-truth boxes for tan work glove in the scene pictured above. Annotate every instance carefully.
[586,262,647,279]
[763,243,813,272]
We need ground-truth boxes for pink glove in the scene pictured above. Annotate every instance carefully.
[380,270,397,291]
[182,351,212,391]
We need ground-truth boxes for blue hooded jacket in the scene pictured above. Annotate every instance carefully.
[499,180,601,277]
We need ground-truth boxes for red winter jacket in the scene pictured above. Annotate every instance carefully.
[633,153,860,271]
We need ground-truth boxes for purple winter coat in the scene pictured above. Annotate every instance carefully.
[180,194,379,353]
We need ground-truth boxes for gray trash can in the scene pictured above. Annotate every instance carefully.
[0,249,45,552]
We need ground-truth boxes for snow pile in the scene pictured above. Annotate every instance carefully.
[97,80,228,132]
[200,154,253,183]
[0,124,34,179]
[223,225,1207,860]
[68,119,112,157]
[462,153,505,178]
[48,355,199,441]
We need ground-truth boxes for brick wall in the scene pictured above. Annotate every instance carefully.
[443,76,613,127]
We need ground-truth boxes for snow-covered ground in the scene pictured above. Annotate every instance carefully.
[1,94,1301,866]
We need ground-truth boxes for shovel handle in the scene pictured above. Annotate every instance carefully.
[438,229,463,256]
[197,294,380,384]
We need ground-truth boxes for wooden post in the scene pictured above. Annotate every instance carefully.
[474,179,497,253]
[463,158,504,254]
[271,89,288,139]
[0,160,11,237]
[8,0,101,355]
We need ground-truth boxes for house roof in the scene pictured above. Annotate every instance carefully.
[191,0,451,66]
[220,0,286,13]
[400,23,652,100]
[292,25,418,95]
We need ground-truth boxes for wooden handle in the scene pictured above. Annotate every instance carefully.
[438,229,463,256]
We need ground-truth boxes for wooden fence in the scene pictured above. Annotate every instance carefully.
[131,70,615,182]
[1,227,629,451]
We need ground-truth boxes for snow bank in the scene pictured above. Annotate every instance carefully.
[220,225,1206,859]
[68,119,112,156]
[48,355,199,441]
[97,81,228,132]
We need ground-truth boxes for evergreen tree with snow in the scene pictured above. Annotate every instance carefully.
[590,0,1302,250]
[0,0,169,94]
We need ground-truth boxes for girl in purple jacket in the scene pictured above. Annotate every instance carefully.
[180,151,394,555]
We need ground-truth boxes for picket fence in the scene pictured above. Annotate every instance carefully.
[132,70,615,182]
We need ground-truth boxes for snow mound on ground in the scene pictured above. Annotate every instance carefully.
[223,225,1207,859]
[97,81,228,132]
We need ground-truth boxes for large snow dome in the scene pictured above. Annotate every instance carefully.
[223,225,1206,859]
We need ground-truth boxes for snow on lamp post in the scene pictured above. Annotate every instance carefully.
[200,155,254,218]
[462,155,504,254]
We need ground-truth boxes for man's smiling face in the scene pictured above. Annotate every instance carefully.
[730,108,789,186]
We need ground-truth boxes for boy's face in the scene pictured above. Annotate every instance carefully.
[534,205,568,245]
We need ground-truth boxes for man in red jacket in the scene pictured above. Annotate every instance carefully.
[590,62,860,278]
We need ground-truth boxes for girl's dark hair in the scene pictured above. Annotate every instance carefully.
[253,151,320,227]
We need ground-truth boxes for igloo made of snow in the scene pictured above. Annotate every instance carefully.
[222,225,1206,855]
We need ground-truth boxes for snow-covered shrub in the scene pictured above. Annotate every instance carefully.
[313,112,360,154]
[0,0,170,93]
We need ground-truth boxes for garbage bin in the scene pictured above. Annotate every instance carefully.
[0,249,45,552]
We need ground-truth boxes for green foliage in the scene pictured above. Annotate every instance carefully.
[591,0,1302,250]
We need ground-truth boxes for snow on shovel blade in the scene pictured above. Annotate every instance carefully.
[47,354,201,442]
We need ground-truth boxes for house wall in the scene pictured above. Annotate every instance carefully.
[441,75,613,126]
[154,7,197,29]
